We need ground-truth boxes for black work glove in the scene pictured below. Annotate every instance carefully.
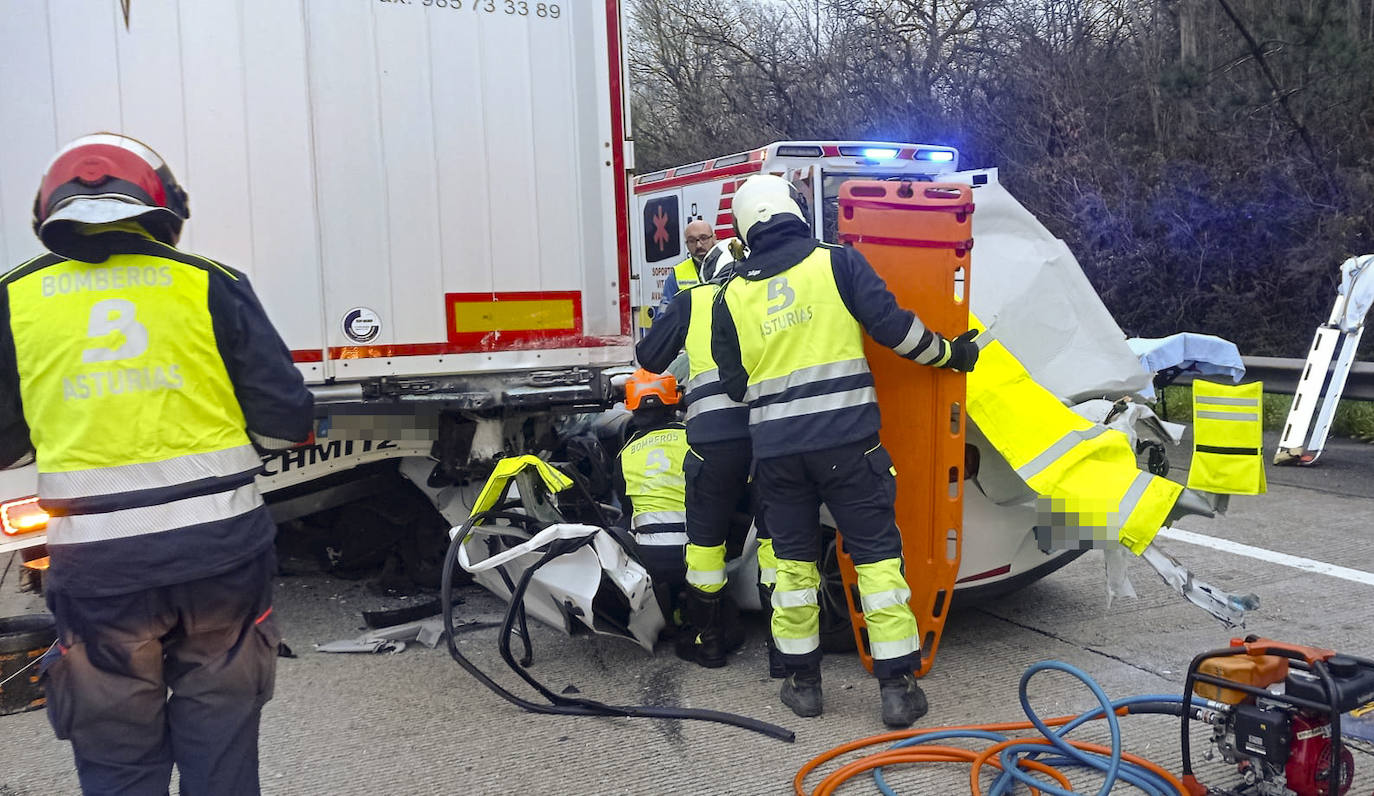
[941,329,980,372]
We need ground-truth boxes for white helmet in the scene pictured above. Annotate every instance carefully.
[699,238,740,284]
[731,174,807,246]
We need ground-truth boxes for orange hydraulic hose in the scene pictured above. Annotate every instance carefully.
[811,746,1072,796]
[794,707,1145,796]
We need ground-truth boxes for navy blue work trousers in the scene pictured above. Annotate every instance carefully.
[754,435,902,566]
[41,548,280,796]
[683,436,770,551]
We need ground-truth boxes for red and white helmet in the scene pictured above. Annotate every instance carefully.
[32,133,189,257]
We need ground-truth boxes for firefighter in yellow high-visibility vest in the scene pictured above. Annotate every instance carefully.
[710,174,979,728]
[0,134,313,793]
[614,369,693,622]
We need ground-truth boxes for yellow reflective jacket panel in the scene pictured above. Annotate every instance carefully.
[673,258,701,291]
[619,424,689,532]
[0,235,313,597]
[722,247,877,457]
[683,284,749,443]
[966,312,1182,554]
[9,256,251,479]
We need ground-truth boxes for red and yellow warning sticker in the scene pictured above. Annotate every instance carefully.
[446,291,582,348]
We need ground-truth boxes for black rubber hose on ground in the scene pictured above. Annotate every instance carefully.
[441,510,795,742]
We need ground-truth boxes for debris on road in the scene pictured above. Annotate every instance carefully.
[315,613,492,655]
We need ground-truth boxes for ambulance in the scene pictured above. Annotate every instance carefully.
[630,141,963,327]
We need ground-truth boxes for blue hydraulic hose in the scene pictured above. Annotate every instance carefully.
[870,661,1205,796]
[1000,661,1123,796]
[994,742,1171,796]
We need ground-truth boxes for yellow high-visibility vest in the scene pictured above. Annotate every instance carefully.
[682,284,748,442]
[673,258,701,291]
[685,283,721,385]
[4,249,258,527]
[619,424,689,529]
[1188,380,1266,495]
[722,246,876,455]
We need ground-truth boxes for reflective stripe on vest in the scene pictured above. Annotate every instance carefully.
[683,285,749,442]
[771,558,820,656]
[685,392,740,421]
[620,425,689,531]
[855,559,920,661]
[749,387,877,425]
[632,511,687,528]
[743,358,871,403]
[686,542,727,591]
[1015,426,1109,481]
[1187,380,1266,495]
[723,247,876,456]
[687,369,719,393]
[5,250,256,531]
[966,311,1182,555]
[36,445,259,508]
[46,482,264,545]
[673,258,701,291]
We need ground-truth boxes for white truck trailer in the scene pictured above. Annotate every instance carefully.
[1,0,636,554]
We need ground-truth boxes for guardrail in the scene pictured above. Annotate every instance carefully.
[1171,356,1374,402]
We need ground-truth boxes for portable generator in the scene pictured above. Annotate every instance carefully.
[1181,636,1374,796]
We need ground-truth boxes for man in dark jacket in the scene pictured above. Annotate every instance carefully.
[0,133,314,795]
[710,174,978,728]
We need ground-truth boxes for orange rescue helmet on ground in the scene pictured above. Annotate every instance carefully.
[624,368,680,411]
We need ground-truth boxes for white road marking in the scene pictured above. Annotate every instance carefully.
[1159,526,1374,587]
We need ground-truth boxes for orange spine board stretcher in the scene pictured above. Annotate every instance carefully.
[836,181,972,677]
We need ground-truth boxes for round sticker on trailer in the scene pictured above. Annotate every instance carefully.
[342,308,381,343]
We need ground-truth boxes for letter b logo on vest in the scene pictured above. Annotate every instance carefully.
[644,448,671,476]
[81,298,149,363]
[767,277,795,315]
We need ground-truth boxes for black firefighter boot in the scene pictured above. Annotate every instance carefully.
[780,669,823,718]
[878,672,929,728]
[675,587,744,668]
[758,584,785,679]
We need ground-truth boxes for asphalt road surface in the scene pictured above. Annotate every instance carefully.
[3,432,1372,795]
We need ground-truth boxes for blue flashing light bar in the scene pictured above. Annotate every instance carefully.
[915,149,955,162]
[861,147,899,160]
